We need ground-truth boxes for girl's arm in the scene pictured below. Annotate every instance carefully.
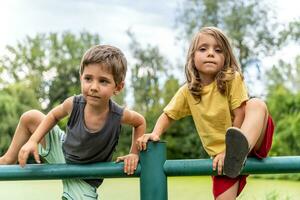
[18,96,73,167]
[137,113,174,151]
[232,102,246,128]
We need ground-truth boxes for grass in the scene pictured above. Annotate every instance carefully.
[0,176,300,199]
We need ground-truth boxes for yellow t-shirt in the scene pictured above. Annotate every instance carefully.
[163,72,249,156]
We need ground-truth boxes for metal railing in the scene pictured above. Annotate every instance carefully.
[1,142,300,200]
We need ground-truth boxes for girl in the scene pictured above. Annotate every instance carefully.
[137,27,274,200]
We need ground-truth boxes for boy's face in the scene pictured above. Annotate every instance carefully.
[80,64,124,106]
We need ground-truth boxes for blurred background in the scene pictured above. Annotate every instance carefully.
[0,0,300,199]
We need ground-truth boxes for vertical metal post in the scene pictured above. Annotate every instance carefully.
[140,141,167,200]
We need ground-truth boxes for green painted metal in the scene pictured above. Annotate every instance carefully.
[0,162,140,181]
[1,141,300,200]
[164,156,300,176]
[139,141,167,200]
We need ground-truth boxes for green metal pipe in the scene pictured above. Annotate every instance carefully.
[164,156,300,176]
[139,142,168,200]
[0,162,141,181]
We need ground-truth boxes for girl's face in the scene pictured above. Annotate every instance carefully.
[80,64,123,107]
[193,33,225,85]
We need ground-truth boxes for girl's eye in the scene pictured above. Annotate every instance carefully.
[198,47,206,52]
[215,47,223,53]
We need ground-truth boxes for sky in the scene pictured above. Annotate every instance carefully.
[0,0,182,60]
[0,0,299,96]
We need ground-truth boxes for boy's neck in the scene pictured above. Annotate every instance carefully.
[85,100,110,115]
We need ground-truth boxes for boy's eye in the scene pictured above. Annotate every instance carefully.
[99,79,109,84]
[84,77,92,81]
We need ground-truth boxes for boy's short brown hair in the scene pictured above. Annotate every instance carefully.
[80,45,127,85]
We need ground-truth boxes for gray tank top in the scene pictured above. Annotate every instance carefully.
[63,95,124,164]
[62,95,124,188]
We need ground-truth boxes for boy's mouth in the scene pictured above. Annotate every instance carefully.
[88,95,100,99]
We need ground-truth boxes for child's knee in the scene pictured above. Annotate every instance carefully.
[246,98,268,113]
[20,109,45,127]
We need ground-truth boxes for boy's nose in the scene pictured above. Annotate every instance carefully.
[90,81,99,91]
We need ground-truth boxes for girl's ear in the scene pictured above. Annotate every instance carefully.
[114,81,125,95]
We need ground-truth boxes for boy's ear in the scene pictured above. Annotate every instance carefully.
[114,81,125,95]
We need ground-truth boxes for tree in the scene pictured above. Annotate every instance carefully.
[279,20,300,45]
[266,56,300,156]
[0,31,101,111]
[0,82,40,154]
[127,31,169,116]
[266,56,300,94]
[175,0,281,70]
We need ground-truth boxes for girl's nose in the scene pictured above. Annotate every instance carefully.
[207,48,214,56]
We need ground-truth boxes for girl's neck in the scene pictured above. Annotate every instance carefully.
[201,76,215,86]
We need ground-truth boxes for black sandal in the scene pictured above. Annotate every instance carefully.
[223,127,249,178]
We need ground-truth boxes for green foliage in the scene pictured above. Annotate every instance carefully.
[127,30,168,116]
[175,0,280,69]
[279,20,300,45]
[0,31,101,111]
[266,56,300,157]
[0,82,40,154]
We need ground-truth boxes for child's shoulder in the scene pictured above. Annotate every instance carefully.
[226,71,243,83]
[179,83,189,92]
[232,72,244,82]
[73,94,85,102]
[110,99,124,116]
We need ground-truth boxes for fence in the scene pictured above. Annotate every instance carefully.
[1,142,300,200]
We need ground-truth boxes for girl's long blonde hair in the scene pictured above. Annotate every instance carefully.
[185,27,242,101]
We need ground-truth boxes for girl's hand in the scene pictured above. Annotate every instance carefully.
[116,153,139,175]
[212,152,225,175]
[136,133,160,151]
[18,140,40,167]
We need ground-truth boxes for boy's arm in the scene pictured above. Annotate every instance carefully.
[122,109,146,154]
[137,113,173,151]
[115,109,146,175]
[18,97,73,167]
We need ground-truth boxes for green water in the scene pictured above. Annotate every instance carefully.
[0,177,299,199]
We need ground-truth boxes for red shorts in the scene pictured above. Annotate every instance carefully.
[212,116,275,199]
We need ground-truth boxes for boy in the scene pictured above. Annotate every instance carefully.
[0,45,146,199]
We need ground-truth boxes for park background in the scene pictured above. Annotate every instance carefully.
[0,0,300,199]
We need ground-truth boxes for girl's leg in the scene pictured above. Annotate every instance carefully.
[216,181,239,200]
[240,98,269,151]
[0,110,45,164]
[224,98,269,178]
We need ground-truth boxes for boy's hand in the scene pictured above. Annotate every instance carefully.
[136,133,160,151]
[116,153,139,175]
[18,140,40,167]
[212,152,225,175]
